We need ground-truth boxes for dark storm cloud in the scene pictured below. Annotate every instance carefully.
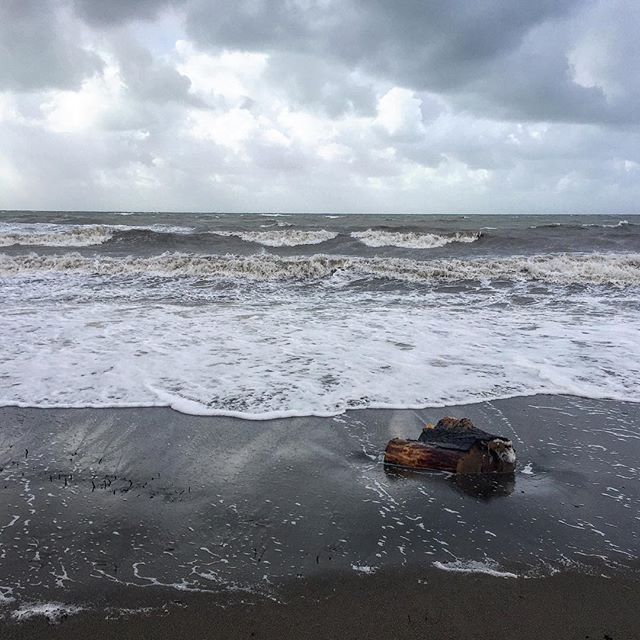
[0,0,102,90]
[180,0,640,126]
[184,0,614,123]
[69,0,182,26]
[109,35,196,105]
[351,0,578,90]
[264,52,377,117]
[449,17,640,126]
[5,0,636,123]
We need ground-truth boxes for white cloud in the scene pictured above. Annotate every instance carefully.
[375,87,425,139]
[317,142,353,162]
[277,109,335,147]
[0,150,24,192]
[175,41,268,107]
[40,62,122,133]
[0,94,16,122]
[187,107,259,152]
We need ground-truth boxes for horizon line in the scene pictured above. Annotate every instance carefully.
[1,209,639,216]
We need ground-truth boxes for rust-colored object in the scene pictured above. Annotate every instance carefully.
[383,417,516,474]
[384,438,461,472]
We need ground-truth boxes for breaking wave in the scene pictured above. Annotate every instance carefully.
[529,219,634,230]
[0,223,115,247]
[213,229,338,246]
[351,229,481,248]
[1,251,639,286]
[0,222,194,247]
[582,219,631,228]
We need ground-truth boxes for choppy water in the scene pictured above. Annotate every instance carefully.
[1,211,639,417]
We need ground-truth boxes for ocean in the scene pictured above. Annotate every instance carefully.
[1,211,638,418]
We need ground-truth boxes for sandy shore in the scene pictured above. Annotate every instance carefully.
[0,395,639,638]
[4,569,640,640]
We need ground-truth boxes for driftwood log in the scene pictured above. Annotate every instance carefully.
[384,417,516,474]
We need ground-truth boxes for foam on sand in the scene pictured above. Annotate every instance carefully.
[11,602,84,623]
[0,586,15,605]
[433,560,518,578]
[351,564,376,574]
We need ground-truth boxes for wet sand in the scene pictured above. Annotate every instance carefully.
[0,395,639,638]
[4,569,640,640]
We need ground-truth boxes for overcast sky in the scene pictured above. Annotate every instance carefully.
[1,0,639,213]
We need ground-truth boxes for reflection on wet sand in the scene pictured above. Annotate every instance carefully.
[383,464,515,499]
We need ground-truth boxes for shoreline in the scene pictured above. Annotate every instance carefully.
[4,568,640,640]
[1,386,637,420]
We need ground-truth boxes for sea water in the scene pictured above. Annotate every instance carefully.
[1,212,639,418]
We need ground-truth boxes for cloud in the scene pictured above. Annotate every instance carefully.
[1,0,640,212]
[0,0,103,91]
[375,88,425,140]
[263,52,376,118]
[112,36,194,105]
[70,0,181,26]
[183,0,640,127]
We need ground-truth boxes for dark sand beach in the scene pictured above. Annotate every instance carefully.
[1,395,639,638]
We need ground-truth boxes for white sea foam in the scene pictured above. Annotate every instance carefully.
[433,560,517,578]
[0,586,15,605]
[0,285,638,418]
[0,222,194,247]
[214,229,338,246]
[1,251,639,286]
[0,223,115,247]
[351,229,481,248]
[351,564,376,574]
[119,223,195,234]
[11,602,84,622]
[582,219,630,228]
[530,219,633,230]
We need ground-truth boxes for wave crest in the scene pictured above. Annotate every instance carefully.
[0,223,114,247]
[214,229,338,246]
[582,219,630,228]
[1,252,639,286]
[529,219,633,230]
[351,229,481,248]
[0,222,195,247]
